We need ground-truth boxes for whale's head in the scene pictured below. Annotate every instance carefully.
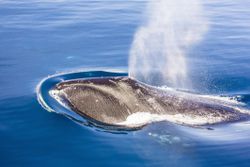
[49,77,165,128]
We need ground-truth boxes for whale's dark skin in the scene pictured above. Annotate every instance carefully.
[50,77,248,128]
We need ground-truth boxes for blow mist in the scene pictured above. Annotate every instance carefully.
[129,0,208,89]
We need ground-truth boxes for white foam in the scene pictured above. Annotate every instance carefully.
[198,94,244,105]
[158,84,245,107]
[37,90,54,113]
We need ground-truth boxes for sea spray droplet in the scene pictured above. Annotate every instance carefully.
[129,0,209,88]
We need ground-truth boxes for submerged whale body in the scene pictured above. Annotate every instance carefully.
[50,77,248,128]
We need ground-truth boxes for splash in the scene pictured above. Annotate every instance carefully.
[129,0,208,88]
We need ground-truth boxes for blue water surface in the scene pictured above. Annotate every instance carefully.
[1,0,250,167]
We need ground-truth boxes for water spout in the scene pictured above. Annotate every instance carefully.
[129,0,208,88]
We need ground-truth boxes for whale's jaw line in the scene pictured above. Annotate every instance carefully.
[50,77,248,129]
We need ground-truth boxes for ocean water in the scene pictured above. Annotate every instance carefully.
[1,0,250,167]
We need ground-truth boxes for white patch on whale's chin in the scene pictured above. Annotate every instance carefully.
[49,89,71,111]
[117,112,225,127]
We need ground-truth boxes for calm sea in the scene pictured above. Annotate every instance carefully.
[0,0,250,166]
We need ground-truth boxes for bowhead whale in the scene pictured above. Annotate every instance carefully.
[50,77,248,128]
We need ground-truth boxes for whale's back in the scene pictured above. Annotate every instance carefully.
[50,77,247,128]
